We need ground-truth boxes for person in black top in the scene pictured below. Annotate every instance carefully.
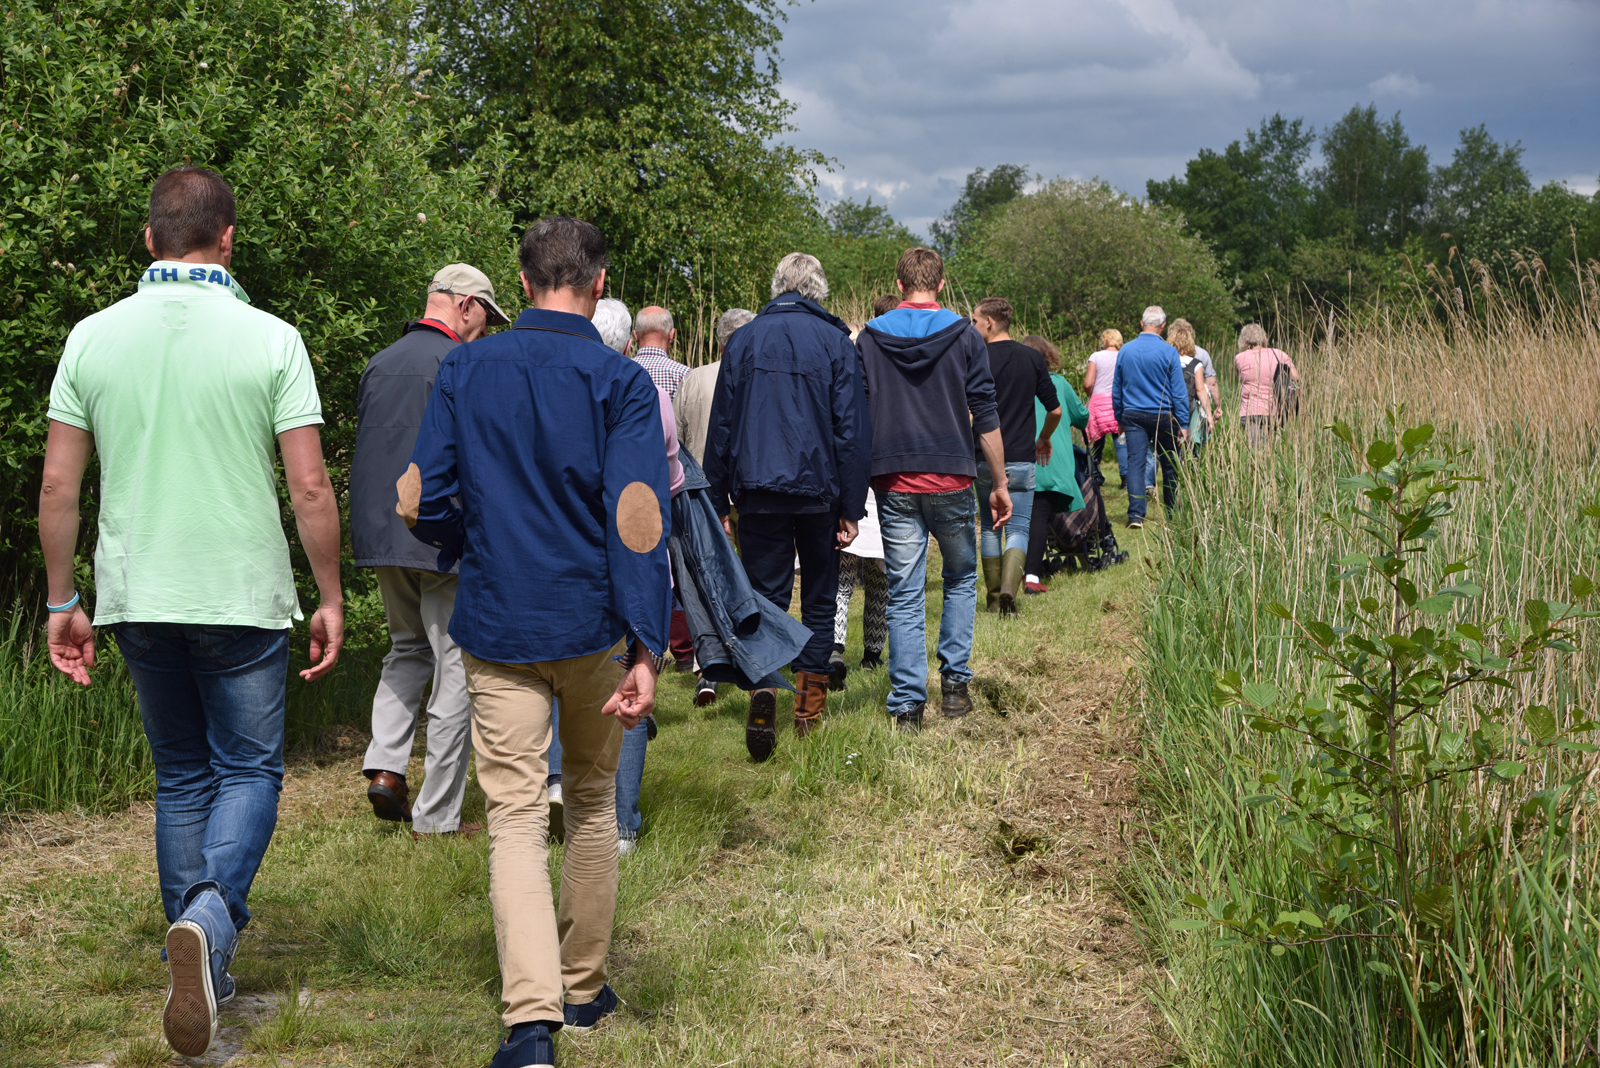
[971,297,1061,615]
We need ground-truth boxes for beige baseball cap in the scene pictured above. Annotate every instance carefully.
[428,263,511,326]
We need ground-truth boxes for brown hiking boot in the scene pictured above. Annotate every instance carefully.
[794,670,829,739]
[366,771,412,823]
[941,676,973,718]
[746,689,778,762]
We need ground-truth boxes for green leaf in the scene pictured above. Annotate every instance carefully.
[1167,918,1211,931]
[1264,602,1293,620]
[1525,705,1557,743]
[1328,421,1355,446]
[1400,425,1435,453]
[1434,582,1483,600]
[1241,682,1280,709]
[1492,760,1526,780]
[1414,885,1455,930]
[1366,440,1397,469]
[1573,574,1595,600]
[1581,504,1600,520]
[1366,960,1397,977]
[1525,600,1551,627]
[1415,596,1457,616]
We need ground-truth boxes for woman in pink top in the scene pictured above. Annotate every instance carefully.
[1082,328,1125,483]
[1234,323,1299,447]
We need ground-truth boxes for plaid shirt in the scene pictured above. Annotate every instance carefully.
[633,346,690,398]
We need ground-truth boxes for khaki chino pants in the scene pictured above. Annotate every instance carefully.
[463,642,626,1026]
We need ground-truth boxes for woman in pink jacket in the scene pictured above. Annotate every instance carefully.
[1235,323,1299,447]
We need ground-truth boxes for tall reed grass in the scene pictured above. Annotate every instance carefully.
[1138,274,1600,1065]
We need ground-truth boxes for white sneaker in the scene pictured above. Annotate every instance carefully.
[617,835,636,857]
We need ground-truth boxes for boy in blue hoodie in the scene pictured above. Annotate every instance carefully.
[855,248,1010,730]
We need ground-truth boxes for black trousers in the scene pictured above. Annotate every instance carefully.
[737,510,840,676]
[1025,490,1080,578]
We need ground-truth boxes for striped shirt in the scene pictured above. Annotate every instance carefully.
[633,346,689,398]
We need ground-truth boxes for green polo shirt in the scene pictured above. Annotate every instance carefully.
[47,261,323,629]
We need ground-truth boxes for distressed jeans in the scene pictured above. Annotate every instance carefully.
[113,623,289,931]
[876,487,979,716]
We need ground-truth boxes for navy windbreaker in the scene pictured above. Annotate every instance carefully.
[404,308,672,664]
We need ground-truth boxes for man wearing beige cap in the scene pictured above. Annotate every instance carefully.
[350,262,510,835]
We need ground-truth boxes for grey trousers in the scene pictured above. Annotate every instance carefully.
[362,566,473,833]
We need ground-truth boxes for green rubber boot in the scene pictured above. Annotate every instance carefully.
[982,556,1003,612]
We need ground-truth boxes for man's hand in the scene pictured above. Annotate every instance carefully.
[300,601,344,681]
[721,514,734,538]
[47,605,95,686]
[989,485,1013,529]
[1035,435,1053,466]
[1179,427,1191,444]
[837,518,858,548]
[603,642,658,729]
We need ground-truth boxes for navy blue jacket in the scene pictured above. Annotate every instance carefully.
[1111,331,1189,426]
[702,293,871,520]
[405,308,672,664]
[669,453,812,690]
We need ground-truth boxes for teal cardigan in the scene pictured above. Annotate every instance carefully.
[1034,374,1089,511]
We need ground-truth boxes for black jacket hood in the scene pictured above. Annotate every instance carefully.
[860,319,971,376]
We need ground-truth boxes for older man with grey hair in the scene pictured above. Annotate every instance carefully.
[631,304,689,397]
[1110,304,1189,528]
[704,253,871,760]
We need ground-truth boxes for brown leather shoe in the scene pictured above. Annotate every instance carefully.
[366,771,412,823]
[793,670,829,739]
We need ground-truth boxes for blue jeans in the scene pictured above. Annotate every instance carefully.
[974,461,1035,557]
[877,487,979,715]
[112,623,289,931]
[548,701,647,837]
[1122,410,1183,522]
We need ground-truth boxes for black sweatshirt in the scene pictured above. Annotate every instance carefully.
[855,317,999,480]
[978,339,1060,463]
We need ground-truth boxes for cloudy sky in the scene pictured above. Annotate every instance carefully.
[775,0,1600,236]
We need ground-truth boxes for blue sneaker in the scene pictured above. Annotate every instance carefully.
[162,888,237,1057]
[563,984,621,1034]
[484,1023,555,1067]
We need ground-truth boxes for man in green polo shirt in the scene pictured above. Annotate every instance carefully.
[38,166,344,1059]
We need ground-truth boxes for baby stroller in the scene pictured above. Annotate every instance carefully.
[1041,437,1129,575]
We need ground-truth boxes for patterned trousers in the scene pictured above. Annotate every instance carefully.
[834,553,888,653]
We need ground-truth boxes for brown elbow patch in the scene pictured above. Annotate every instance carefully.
[616,481,663,553]
[395,463,422,528]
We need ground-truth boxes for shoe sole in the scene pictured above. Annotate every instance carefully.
[565,990,626,1035]
[367,782,412,823]
[694,686,717,708]
[746,692,777,763]
[997,592,1017,616]
[163,922,217,1058]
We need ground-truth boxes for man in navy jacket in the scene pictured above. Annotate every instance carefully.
[704,252,871,761]
[1111,305,1189,528]
[402,217,671,1068]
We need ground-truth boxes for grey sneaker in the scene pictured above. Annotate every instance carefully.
[163,888,236,1057]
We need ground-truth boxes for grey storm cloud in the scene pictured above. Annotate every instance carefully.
[774,0,1600,236]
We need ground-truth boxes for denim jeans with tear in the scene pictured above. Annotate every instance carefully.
[113,623,289,931]
[877,486,979,715]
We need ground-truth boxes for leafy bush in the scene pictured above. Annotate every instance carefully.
[0,0,516,603]
[955,179,1237,351]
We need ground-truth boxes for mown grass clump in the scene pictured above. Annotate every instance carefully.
[1137,281,1600,1066]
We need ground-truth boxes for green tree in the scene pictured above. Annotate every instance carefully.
[930,164,1028,257]
[800,198,919,309]
[1148,114,1315,313]
[1312,105,1431,254]
[1429,124,1531,241]
[419,0,821,315]
[0,0,516,605]
[959,179,1236,349]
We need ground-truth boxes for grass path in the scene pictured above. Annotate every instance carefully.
[2,495,1169,1067]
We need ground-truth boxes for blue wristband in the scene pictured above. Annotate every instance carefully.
[47,591,81,613]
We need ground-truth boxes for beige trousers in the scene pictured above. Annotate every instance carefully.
[463,642,625,1025]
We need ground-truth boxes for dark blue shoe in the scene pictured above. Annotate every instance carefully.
[485,1023,555,1068]
[563,984,621,1034]
[162,888,237,1057]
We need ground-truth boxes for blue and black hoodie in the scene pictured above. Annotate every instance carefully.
[855,307,999,480]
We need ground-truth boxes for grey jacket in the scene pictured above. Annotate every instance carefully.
[350,320,460,569]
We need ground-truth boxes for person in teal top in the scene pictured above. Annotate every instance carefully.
[1020,336,1089,592]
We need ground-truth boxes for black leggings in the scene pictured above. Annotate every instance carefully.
[1025,490,1081,578]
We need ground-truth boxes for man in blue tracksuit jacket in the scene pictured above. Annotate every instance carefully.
[1111,304,1189,528]
[401,217,671,1068]
[703,252,871,761]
